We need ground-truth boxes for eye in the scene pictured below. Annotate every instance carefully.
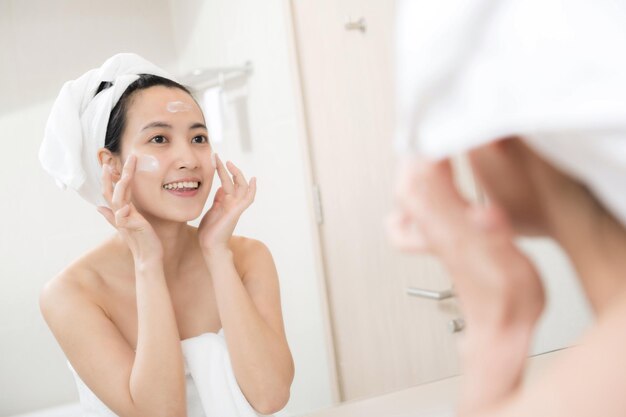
[192,135,209,144]
[150,135,168,144]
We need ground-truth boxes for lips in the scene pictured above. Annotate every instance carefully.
[162,177,202,198]
[162,177,202,191]
[163,181,201,191]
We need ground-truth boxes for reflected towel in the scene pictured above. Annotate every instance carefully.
[395,0,626,225]
[68,330,267,417]
[182,331,267,417]
[39,53,173,207]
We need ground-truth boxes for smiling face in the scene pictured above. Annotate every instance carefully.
[115,85,216,223]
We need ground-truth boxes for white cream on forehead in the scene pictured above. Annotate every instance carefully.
[166,101,193,113]
[135,154,159,172]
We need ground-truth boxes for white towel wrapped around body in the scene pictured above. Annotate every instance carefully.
[68,330,266,417]
[39,53,174,207]
[395,0,626,226]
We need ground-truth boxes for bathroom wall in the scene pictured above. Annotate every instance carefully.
[0,1,178,414]
[0,1,332,415]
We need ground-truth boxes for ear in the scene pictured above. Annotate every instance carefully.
[97,148,122,177]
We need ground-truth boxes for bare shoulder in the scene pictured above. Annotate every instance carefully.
[229,235,272,257]
[229,236,275,275]
[39,238,122,325]
[40,259,104,328]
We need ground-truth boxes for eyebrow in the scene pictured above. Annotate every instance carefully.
[141,121,208,131]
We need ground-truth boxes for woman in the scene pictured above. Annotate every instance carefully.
[38,54,293,417]
[391,0,626,415]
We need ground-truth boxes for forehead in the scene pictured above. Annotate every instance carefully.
[125,85,203,126]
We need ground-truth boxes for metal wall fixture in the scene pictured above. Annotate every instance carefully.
[448,318,465,333]
[407,286,465,333]
[406,286,455,300]
[179,61,253,90]
[344,16,367,32]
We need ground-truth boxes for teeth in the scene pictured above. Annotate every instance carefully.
[163,181,200,190]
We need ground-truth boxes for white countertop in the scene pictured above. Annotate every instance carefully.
[303,349,565,417]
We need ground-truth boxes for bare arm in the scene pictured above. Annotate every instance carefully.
[466,295,626,417]
[196,155,294,414]
[204,239,294,415]
[40,262,186,417]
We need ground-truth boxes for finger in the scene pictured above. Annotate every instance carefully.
[226,160,249,191]
[112,155,136,208]
[96,206,116,227]
[244,177,256,206]
[397,158,474,252]
[114,204,131,227]
[406,158,469,218]
[123,154,138,203]
[212,187,226,205]
[101,164,114,207]
[385,210,430,253]
[214,154,235,194]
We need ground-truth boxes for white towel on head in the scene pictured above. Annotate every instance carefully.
[395,0,626,226]
[39,53,174,207]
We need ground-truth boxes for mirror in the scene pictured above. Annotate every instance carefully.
[1,1,333,416]
[0,1,592,416]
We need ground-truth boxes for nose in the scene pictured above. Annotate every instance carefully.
[173,141,199,170]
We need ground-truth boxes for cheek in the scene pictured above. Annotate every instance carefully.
[130,155,168,196]
[135,154,160,172]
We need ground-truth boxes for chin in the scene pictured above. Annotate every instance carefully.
[165,206,205,223]
[137,200,206,224]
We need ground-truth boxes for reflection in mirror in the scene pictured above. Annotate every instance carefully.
[1,1,333,416]
[1,0,594,417]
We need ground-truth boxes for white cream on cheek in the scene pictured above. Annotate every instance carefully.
[135,154,160,172]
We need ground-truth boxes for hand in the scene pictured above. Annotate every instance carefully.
[97,154,163,263]
[198,155,256,252]
[388,156,545,412]
[389,155,545,331]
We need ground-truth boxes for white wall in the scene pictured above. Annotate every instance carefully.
[167,1,334,415]
[0,1,175,415]
[0,0,179,114]
[1,1,333,416]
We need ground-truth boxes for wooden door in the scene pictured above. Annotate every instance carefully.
[290,0,469,401]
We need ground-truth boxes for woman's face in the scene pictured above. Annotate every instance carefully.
[117,85,216,223]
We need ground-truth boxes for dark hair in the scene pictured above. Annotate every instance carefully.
[95,74,193,154]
